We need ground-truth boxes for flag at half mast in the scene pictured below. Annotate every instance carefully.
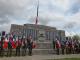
[35,0,39,25]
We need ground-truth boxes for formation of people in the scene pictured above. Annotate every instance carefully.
[53,37,80,55]
[0,31,36,57]
[0,31,80,57]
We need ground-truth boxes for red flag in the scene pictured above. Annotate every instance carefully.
[32,41,36,48]
[16,40,22,47]
[12,41,16,49]
[56,40,61,48]
[3,41,8,49]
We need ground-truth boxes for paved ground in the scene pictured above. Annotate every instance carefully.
[0,54,80,60]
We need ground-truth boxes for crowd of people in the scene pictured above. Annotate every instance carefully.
[0,31,80,57]
[0,31,36,57]
[53,37,80,55]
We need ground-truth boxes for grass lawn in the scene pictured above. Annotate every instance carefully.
[46,58,80,60]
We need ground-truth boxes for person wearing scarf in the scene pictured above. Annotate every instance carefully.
[1,31,5,56]
[55,38,61,55]
[16,37,21,56]
[21,37,27,56]
[3,37,8,56]
[7,35,13,56]
[27,36,33,56]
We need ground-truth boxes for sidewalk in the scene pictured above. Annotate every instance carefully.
[0,54,80,60]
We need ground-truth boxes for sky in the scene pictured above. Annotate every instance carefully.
[0,0,80,36]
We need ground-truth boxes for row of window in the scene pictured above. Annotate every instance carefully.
[45,31,55,40]
[23,29,56,40]
[13,29,63,41]
[12,29,65,41]
[23,29,38,40]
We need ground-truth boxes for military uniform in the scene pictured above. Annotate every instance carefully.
[16,40,21,56]
[61,41,65,55]
[55,40,61,55]
[22,39,27,56]
[0,37,5,56]
[7,41,12,56]
[27,39,33,56]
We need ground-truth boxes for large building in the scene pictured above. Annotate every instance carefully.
[10,24,65,42]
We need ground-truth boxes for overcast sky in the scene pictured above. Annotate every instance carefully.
[0,0,80,36]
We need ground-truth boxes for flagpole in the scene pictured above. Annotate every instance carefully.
[35,0,39,25]
[35,0,39,41]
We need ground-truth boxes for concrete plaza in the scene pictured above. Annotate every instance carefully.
[0,54,80,60]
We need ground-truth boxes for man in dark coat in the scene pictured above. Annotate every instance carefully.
[21,37,27,56]
[16,38,21,56]
[27,38,33,56]
[7,40,12,56]
[0,36,5,56]
[61,40,65,55]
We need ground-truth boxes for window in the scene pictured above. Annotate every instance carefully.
[25,29,38,40]
[45,31,50,40]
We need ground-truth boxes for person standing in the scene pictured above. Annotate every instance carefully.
[61,40,65,55]
[27,36,33,56]
[53,40,56,49]
[16,37,21,56]
[71,39,75,54]
[1,31,5,56]
[7,40,12,56]
[7,34,13,57]
[21,38,27,56]
[55,38,61,55]
[0,37,1,56]
[65,37,69,54]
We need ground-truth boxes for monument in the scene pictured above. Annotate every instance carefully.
[10,0,65,54]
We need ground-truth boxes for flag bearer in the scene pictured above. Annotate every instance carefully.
[55,38,61,55]
[16,37,21,56]
[61,40,65,55]
[1,31,5,56]
[21,37,27,56]
[7,35,13,56]
[27,36,33,56]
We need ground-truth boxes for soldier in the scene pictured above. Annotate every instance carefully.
[71,39,75,54]
[27,36,33,56]
[21,38,27,56]
[0,31,5,56]
[53,40,55,49]
[0,37,1,56]
[65,37,69,54]
[61,40,65,55]
[78,41,80,53]
[55,38,61,55]
[68,38,75,54]
[7,40,12,56]
[16,37,21,56]
[74,40,79,54]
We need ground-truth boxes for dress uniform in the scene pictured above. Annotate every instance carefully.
[16,39,21,56]
[55,39,61,55]
[27,38,33,56]
[7,40,12,56]
[22,39,27,56]
[61,41,65,55]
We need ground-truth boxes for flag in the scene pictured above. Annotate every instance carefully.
[3,40,8,49]
[32,41,36,48]
[12,41,16,49]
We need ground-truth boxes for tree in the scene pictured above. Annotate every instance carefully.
[72,35,80,40]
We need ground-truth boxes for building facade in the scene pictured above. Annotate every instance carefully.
[10,24,65,42]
